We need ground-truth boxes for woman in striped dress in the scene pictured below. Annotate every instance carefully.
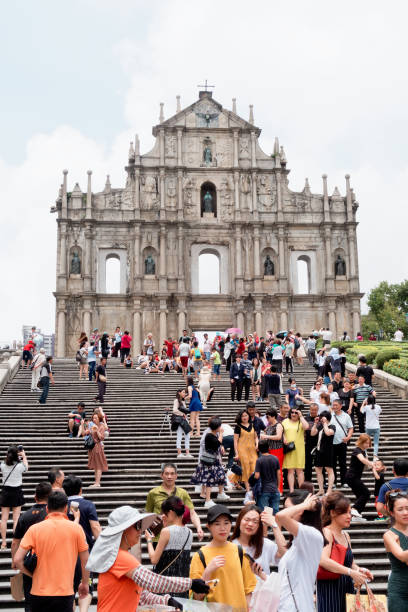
[317,492,372,612]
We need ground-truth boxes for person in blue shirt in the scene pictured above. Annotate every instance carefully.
[87,342,98,381]
[376,457,408,517]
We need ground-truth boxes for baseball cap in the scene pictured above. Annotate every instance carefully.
[207,504,233,524]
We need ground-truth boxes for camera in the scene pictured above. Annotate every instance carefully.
[17,445,24,460]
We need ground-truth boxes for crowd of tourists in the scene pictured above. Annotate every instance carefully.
[6,326,408,610]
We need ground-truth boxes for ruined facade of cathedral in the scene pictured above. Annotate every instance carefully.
[52,91,362,357]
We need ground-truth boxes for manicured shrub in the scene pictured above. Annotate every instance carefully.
[376,349,401,370]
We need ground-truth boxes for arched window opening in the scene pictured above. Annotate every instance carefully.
[105,255,121,294]
[199,253,220,294]
[200,182,217,217]
[297,257,310,294]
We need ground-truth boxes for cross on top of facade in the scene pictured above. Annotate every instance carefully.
[197,79,215,92]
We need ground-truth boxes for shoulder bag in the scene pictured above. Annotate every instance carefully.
[333,414,350,445]
[200,450,216,466]
[1,462,19,490]
[316,537,347,580]
[84,434,95,450]
[286,569,299,612]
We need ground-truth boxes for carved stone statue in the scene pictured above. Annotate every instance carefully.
[145,255,156,275]
[70,251,81,275]
[203,191,213,213]
[264,255,274,276]
[334,254,346,276]
[203,146,212,165]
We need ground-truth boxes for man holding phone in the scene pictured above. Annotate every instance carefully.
[145,463,203,540]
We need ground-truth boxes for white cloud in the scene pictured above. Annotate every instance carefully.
[1,0,408,342]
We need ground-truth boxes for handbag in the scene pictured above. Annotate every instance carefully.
[180,419,192,434]
[201,450,216,465]
[84,435,95,450]
[283,441,295,454]
[10,573,24,602]
[98,374,107,382]
[316,538,347,580]
[346,583,387,611]
[170,414,183,431]
[23,550,37,573]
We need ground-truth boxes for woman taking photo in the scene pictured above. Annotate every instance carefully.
[88,413,109,488]
[383,490,408,611]
[234,409,258,496]
[276,491,325,612]
[0,446,28,549]
[317,492,372,612]
[186,376,203,438]
[145,496,193,596]
[345,434,373,522]
[282,408,308,492]
[261,408,284,493]
[231,504,287,579]
[173,389,193,459]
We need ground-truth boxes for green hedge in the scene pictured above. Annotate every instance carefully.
[376,349,401,370]
[384,358,408,381]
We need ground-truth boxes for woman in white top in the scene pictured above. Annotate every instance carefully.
[231,505,286,579]
[276,490,324,612]
[360,395,382,458]
[172,390,193,459]
[310,379,328,403]
[0,446,28,549]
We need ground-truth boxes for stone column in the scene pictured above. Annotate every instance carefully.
[276,171,283,223]
[278,228,285,279]
[329,310,337,337]
[345,174,353,221]
[235,231,243,277]
[250,131,256,168]
[255,301,263,335]
[348,227,356,277]
[177,170,183,214]
[135,169,140,218]
[280,309,288,331]
[177,226,185,292]
[233,130,239,167]
[84,225,93,292]
[253,228,260,276]
[56,309,66,358]
[178,305,186,336]
[59,223,67,276]
[322,174,330,222]
[160,169,165,212]
[134,225,141,291]
[234,171,240,214]
[159,301,167,345]
[237,311,245,332]
[251,171,257,213]
[83,311,91,338]
[352,310,361,339]
[177,129,182,165]
[133,309,141,354]
[159,129,165,166]
[159,226,167,292]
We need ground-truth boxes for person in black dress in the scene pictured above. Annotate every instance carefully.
[310,411,336,496]
[345,434,373,522]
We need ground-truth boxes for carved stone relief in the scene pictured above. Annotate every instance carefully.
[141,175,159,210]
[165,135,176,157]
[183,175,198,218]
[166,177,177,209]
[239,137,250,159]
[220,176,234,221]
[257,175,274,211]
[240,174,252,209]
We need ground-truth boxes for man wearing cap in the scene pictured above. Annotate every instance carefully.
[145,463,204,540]
[190,504,256,610]
[30,348,46,392]
[86,505,209,611]
[13,491,90,612]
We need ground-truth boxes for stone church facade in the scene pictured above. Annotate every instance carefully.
[52,91,362,357]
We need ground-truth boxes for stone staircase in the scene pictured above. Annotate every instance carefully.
[0,358,404,608]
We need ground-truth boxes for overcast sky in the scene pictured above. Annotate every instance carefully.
[1,0,407,343]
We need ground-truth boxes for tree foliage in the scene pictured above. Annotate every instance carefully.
[366,280,408,337]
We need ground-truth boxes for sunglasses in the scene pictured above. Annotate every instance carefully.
[389,491,408,499]
[134,520,142,530]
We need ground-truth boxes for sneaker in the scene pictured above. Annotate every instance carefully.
[244,491,254,504]
[216,492,231,501]
[68,433,73,438]
[351,508,362,518]
[351,515,367,523]
[177,453,185,458]
[204,500,216,508]
[184,453,194,459]
[375,516,389,522]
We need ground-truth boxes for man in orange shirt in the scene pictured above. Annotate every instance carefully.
[14,490,89,612]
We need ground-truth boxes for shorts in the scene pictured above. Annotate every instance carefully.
[30,595,75,612]
[180,356,189,368]
[213,364,220,375]
[0,485,25,508]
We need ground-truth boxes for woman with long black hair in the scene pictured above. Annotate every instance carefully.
[0,446,28,549]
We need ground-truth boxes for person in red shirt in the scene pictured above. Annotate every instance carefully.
[86,506,209,611]
[22,341,35,368]
[236,338,246,357]
[164,337,176,358]
[120,332,132,364]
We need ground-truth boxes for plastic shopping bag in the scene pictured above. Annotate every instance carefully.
[249,571,281,612]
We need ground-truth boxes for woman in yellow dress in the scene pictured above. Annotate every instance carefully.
[282,408,309,492]
[234,409,258,494]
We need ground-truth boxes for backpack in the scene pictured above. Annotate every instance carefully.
[294,338,300,349]
[198,544,243,568]
[194,348,201,359]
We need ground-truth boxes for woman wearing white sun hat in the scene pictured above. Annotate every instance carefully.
[86,505,209,611]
